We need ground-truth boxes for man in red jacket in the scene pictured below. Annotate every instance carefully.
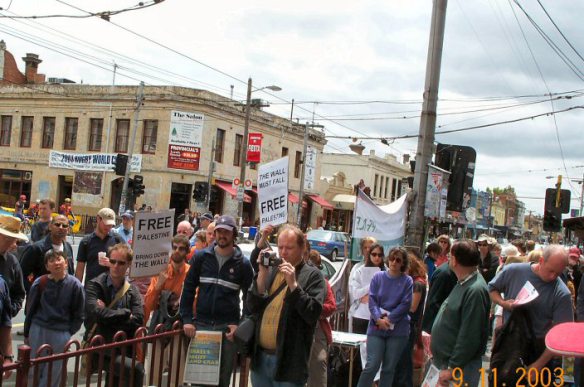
[306,250,336,387]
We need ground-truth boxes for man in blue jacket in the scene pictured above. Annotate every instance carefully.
[180,215,254,387]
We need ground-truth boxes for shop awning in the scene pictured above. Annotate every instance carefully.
[215,181,252,203]
[288,193,307,208]
[307,194,334,210]
[331,194,356,210]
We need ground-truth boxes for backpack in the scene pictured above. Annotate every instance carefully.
[489,307,538,386]
[148,290,180,336]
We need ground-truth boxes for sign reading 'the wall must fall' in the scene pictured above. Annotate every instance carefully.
[257,156,289,230]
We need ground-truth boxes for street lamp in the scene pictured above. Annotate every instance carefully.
[237,78,281,224]
[546,175,584,216]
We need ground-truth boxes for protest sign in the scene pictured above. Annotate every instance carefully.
[49,151,142,172]
[131,209,175,278]
[257,156,289,230]
[350,189,408,260]
[183,331,223,385]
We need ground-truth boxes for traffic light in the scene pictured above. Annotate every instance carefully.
[543,188,564,232]
[114,154,128,176]
[193,182,209,202]
[133,175,145,197]
[435,144,477,212]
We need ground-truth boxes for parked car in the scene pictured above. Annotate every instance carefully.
[238,242,337,280]
[306,230,351,261]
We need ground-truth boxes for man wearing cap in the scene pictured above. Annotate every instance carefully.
[566,246,582,305]
[0,215,27,318]
[14,195,27,220]
[115,211,134,245]
[180,215,254,387]
[195,212,213,233]
[75,208,125,284]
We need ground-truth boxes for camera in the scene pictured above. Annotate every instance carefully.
[261,251,283,267]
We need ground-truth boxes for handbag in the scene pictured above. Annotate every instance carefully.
[234,281,287,356]
[80,281,131,374]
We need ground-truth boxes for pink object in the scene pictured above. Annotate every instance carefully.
[545,322,584,357]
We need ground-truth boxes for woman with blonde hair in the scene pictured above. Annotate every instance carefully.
[435,235,451,266]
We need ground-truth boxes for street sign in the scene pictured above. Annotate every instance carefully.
[232,177,241,189]
[236,185,244,201]
[244,179,253,191]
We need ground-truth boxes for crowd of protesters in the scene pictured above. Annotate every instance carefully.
[1,199,583,387]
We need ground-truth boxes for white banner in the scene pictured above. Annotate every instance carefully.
[303,146,316,191]
[258,156,289,230]
[49,151,142,172]
[131,209,175,278]
[169,110,204,147]
[350,190,408,259]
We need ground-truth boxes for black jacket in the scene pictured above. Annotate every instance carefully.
[479,251,499,284]
[247,261,326,384]
[20,235,74,293]
[84,272,144,343]
[180,244,254,326]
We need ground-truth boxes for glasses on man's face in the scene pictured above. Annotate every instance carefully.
[370,252,384,258]
[109,259,128,266]
[171,245,188,253]
[52,223,69,229]
[388,256,403,264]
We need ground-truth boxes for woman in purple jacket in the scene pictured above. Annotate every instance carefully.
[356,247,413,387]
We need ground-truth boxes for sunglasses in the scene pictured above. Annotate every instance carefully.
[52,223,69,228]
[109,259,128,266]
[388,256,403,264]
[370,252,384,257]
[171,245,189,252]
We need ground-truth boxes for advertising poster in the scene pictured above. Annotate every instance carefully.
[167,144,200,171]
[257,156,289,230]
[247,132,263,163]
[168,110,204,147]
[49,151,142,172]
[303,146,316,191]
[131,209,175,278]
[183,331,223,385]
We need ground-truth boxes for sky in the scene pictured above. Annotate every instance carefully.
[1,0,583,216]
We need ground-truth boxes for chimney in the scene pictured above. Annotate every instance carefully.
[22,53,42,84]
[403,154,410,164]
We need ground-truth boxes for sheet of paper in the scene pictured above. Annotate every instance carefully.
[513,280,539,306]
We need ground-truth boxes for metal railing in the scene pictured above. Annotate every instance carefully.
[1,322,251,387]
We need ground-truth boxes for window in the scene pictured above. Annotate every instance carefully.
[142,120,158,154]
[391,178,397,201]
[374,174,379,197]
[215,128,225,163]
[63,117,78,150]
[281,147,289,157]
[384,176,389,199]
[88,118,103,151]
[233,134,243,167]
[19,116,33,147]
[294,151,302,178]
[42,117,55,149]
[0,116,12,146]
[115,119,130,153]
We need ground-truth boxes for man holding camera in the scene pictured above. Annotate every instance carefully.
[179,215,254,387]
[247,224,326,386]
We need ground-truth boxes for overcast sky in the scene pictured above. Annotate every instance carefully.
[2,0,583,216]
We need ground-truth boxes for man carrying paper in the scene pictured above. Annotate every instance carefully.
[489,245,573,372]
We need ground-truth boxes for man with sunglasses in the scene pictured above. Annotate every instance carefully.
[180,215,254,387]
[85,243,144,387]
[21,215,75,293]
[76,208,125,284]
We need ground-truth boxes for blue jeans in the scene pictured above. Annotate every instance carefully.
[357,334,408,387]
[251,350,304,387]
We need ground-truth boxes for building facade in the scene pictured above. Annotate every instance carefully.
[0,46,329,227]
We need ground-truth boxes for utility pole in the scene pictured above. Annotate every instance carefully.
[406,0,448,249]
[237,78,253,225]
[296,122,324,227]
[100,62,117,200]
[205,136,216,211]
[118,81,144,215]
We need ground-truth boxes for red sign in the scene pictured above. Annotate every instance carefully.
[167,144,200,171]
[247,133,263,163]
